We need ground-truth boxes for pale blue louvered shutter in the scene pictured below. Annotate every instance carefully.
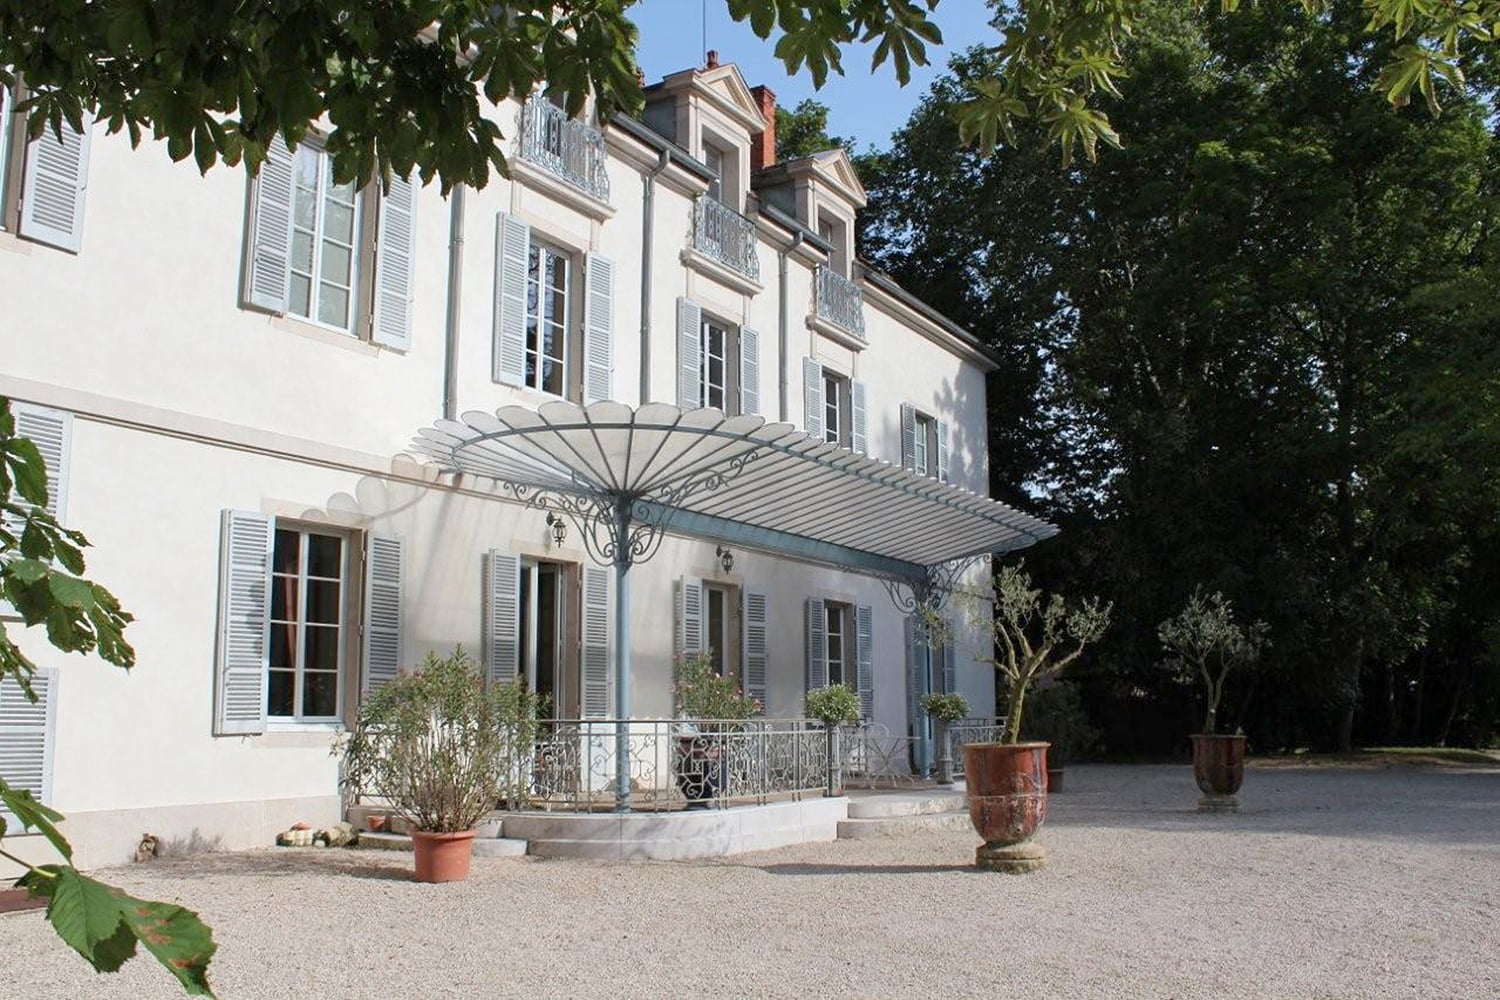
[676,298,702,408]
[739,326,761,416]
[851,380,868,455]
[583,252,615,403]
[493,212,530,386]
[582,566,610,717]
[802,358,824,439]
[371,175,417,351]
[941,616,958,695]
[855,604,874,722]
[677,576,704,657]
[484,550,521,684]
[244,136,296,312]
[0,667,58,815]
[900,403,917,471]
[936,419,951,483]
[742,588,768,710]
[904,614,922,738]
[18,114,92,252]
[361,535,403,694]
[10,404,72,524]
[214,510,272,736]
[805,598,828,693]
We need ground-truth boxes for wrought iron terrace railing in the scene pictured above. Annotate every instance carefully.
[693,196,761,281]
[839,716,1006,786]
[505,717,830,812]
[517,98,611,203]
[815,265,866,339]
[947,717,1007,778]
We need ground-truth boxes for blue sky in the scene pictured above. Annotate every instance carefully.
[629,1,998,153]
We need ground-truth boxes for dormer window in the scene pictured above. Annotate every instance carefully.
[705,143,726,203]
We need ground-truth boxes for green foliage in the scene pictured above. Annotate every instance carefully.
[776,98,852,159]
[673,651,761,723]
[1021,682,1101,765]
[919,691,970,724]
[0,398,214,996]
[338,647,538,831]
[804,683,862,726]
[1159,590,1269,735]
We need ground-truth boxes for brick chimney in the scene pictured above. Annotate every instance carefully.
[751,84,777,172]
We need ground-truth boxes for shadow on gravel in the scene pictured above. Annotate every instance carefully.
[143,849,413,883]
[743,862,981,876]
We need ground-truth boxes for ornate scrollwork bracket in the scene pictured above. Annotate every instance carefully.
[881,554,992,616]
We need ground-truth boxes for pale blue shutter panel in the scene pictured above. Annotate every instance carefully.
[739,326,761,416]
[372,175,417,350]
[851,380,868,455]
[936,419,951,483]
[802,358,824,439]
[743,588,769,710]
[361,535,403,694]
[805,598,828,692]
[677,576,704,656]
[18,115,91,252]
[0,667,58,814]
[582,566,610,717]
[904,615,922,739]
[493,212,530,385]
[244,137,296,312]
[214,510,272,736]
[583,252,615,403]
[11,404,72,523]
[484,550,521,684]
[900,403,917,471]
[676,298,702,408]
[855,604,874,721]
[941,617,958,696]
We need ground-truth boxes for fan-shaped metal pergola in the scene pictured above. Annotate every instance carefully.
[414,401,1057,808]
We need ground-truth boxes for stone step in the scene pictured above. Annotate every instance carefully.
[350,830,528,857]
[845,786,966,819]
[836,809,972,839]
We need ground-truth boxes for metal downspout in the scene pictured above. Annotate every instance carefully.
[778,231,803,422]
[442,184,467,420]
[640,150,670,404]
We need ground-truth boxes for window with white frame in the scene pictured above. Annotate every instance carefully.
[269,524,350,722]
[705,583,732,677]
[823,370,850,447]
[825,601,852,687]
[913,413,933,476]
[699,316,741,412]
[704,142,725,203]
[525,240,573,397]
[289,145,363,332]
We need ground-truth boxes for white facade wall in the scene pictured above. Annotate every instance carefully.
[0,62,1006,868]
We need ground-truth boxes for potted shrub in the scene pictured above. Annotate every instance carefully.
[673,651,759,808]
[1022,681,1101,793]
[338,647,537,882]
[918,692,969,786]
[1158,589,1269,813]
[805,684,861,795]
[954,563,1110,872]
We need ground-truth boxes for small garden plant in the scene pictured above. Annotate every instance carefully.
[674,650,760,724]
[920,692,970,724]
[805,683,862,726]
[338,647,539,830]
[1158,589,1269,735]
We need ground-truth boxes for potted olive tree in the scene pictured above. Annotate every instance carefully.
[1022,681,1100,793]
[805,684,861,796]
[338,647,537,882]
[1158,589,1269,813]
[919,692,969,786]
[955,563,1110,872]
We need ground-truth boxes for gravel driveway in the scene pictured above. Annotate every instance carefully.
[4,763,1497,1000]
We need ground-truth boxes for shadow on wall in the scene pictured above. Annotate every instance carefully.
[148,828,224,863]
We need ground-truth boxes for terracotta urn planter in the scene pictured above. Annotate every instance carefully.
[964,742,1049,873]
[411,829,478,883]
[1191,733,1246,813]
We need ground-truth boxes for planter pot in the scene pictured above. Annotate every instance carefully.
[1045,767,1064,794]
[933,720,955,786]
[365,814,387,833]
[964,742,1049,873]
[410,829,478,883]
[1191,733,1246,813]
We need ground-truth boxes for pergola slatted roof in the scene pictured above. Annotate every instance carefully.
[414,401,1056,576]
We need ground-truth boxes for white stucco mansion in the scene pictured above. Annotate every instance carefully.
[0,54,1052,867]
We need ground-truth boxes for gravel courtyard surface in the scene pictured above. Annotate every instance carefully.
[4,764,1498,1000]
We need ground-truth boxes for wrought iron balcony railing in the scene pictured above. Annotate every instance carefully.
[517,98,611,203]
[815,264,866,339]
[693,196,761,282]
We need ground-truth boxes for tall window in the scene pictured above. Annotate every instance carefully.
[823,371,849,446]
[825,601,851,686]
[289,145,362,332]
[701,318,729,410]
[519,560,567,718]
[269,526,348,721]
[706,585,728,676]
[704,143,725,202]
[914,413,933,476]
[526,241,572,396]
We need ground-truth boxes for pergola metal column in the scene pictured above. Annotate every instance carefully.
[611,498,633,810]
